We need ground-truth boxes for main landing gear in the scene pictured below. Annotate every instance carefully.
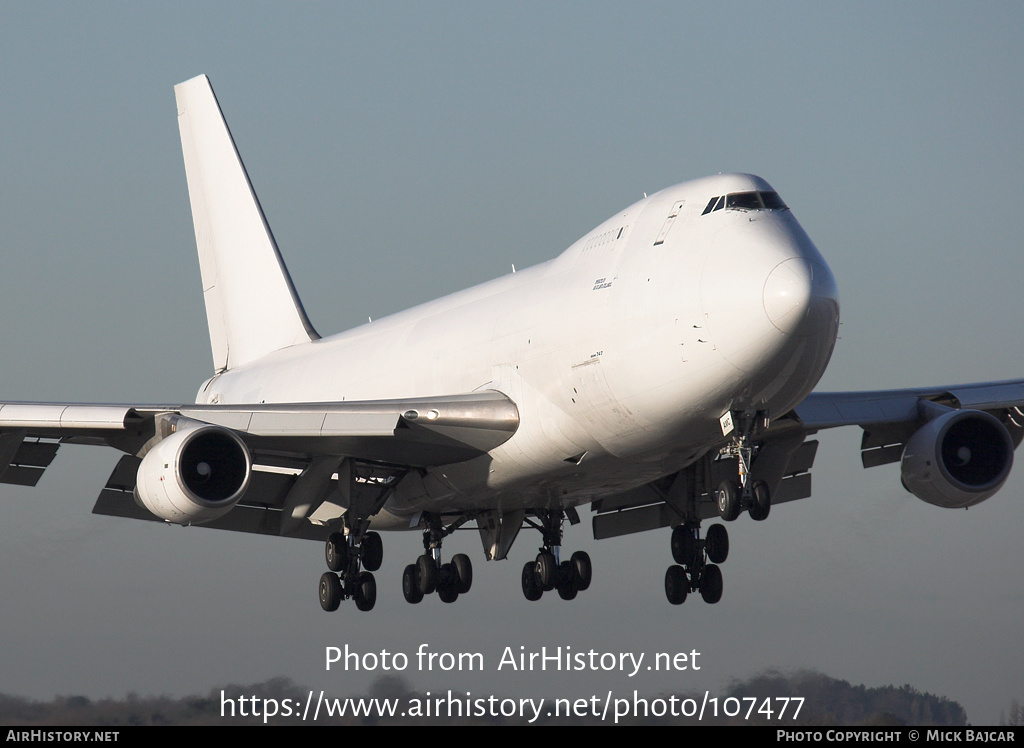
[320,530,383,612]
[402,513,474,604]
[520,510,592,602]
[664,521,728,605]
[317,460,408,613]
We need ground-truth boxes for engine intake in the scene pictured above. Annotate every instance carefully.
[135,423,251,524]
[901,409,1013,508]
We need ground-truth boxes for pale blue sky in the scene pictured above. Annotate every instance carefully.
[1,1,1022,723]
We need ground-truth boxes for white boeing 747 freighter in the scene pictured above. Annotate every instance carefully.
[2,75,1020,612]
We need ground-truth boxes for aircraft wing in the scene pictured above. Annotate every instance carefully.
[791,378,1024,468]
[0,391,519,539]
[592,379,1024,541]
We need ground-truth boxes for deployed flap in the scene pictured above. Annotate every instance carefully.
[175,74,319,372]
[92,457,328,541]
[0,433,59,487]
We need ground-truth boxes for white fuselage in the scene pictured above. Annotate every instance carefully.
[198,174,840,524]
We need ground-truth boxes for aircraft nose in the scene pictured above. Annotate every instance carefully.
[762,257,839,337]
[699,217,840,375]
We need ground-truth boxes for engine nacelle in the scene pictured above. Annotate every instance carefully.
[135,423,251,524]
[900,409,1013,508]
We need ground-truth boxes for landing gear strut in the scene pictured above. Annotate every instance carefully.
[402,513,474,604]
[665,521,727,605]
[520,510,592,602]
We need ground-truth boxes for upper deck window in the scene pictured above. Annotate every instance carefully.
[702,191,789,215]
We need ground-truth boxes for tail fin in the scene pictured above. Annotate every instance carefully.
[174,74,319,373]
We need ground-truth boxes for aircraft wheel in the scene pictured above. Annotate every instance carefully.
[319,572,342,612]
[362,532,383,571]
[571,551,592,591]
[353,571,377,612]
[749,480,771,521]
[536,552,557,591]
[402,564,423,604]
[521,561,542,601]
[452,553,473,594]
[325,533,348,572]
[557,579,578,600]
[705,523,729,564]
[699,564,723,604]
[665,565,688,605]
[417,554,437,595]
[716,480,741,521]
[671,526,699,565]
[438,582,459,604]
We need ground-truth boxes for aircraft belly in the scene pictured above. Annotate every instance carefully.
[367,507,415,531]
[384,445,697,517]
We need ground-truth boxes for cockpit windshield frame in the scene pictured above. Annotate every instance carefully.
[702,191,789,215]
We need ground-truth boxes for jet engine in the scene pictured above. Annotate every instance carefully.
[900,409,1013,508]
[135,422,251,524]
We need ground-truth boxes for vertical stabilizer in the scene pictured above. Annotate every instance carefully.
[175,75,319,373]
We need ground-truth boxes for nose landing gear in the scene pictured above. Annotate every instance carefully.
[716,411,772,522]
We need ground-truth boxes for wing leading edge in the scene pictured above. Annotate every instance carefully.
[793,379,1024,470]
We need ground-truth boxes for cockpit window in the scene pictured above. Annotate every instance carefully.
[702,190,788,215]
[701,195,724,215]
[760,191,788,210]
[726,192,762,210]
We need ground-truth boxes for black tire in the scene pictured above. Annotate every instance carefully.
[362,532,383,571]
[571,551,592,591]
[749,480,771,521]
[319,572,342,612]
[451,553,473,594]
[402,564,423,604]
[557,580,578,600]
[716,480,741,522]
[521,561,542,601]
[417,554,437,596]
[705,523,729,564]
[354,571,377,612]
[438,583,459,604]
[536,552,557,591]
[671,526,699,566]
[699,563,723,604]
[559,559,573,585]
[325,532,347,572]
[665,565,688,605]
